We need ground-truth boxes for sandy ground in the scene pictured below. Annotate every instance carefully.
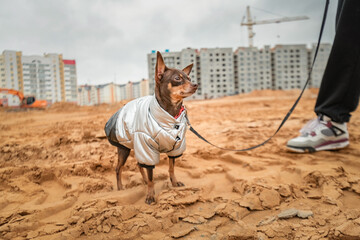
[0,89,360,240]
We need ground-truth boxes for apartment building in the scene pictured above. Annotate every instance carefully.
[147,50,181,94]
[116,84,127,101]
[77,85,97,106]
[132,81,141,99]
[126,82,133,100]
[147,48,198,97]
[0,50,77,106]
[0,50,23,106]
[140,79,149,97]
[258,46,272,91]
[77,79,150,106]
[22,55,54,103]
[234,46,271,94]
[309,43,332,88]
[63,60,78,103]
[272,44,309,90]
[98,83,116,104]
[179,48,199,99]
[147,44,330,100]
[43,53,62,102]
[199,48,234,99]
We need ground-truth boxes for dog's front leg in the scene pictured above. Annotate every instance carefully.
[169,157,185,187]
[116,146,130,190]
[145,168,155,204]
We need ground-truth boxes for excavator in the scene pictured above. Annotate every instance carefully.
[0,88,48,108]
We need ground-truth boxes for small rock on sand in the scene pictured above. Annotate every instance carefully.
[278,208,299,219]
[278,208,314,219]
[297,210,313,219]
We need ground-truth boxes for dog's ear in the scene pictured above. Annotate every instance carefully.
[155,51,167,84]
[182,63,193,76]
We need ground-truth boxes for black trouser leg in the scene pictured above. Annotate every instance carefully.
[314,0,360,123]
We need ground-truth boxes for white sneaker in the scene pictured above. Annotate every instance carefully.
[287,115,349,153]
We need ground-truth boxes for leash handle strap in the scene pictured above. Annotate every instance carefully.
[186,0,330,152]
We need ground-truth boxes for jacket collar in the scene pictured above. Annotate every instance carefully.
[149,95,186,129]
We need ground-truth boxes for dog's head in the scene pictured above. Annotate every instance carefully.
[155,51,198,103]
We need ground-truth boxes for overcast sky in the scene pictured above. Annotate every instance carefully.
[0,0,337,85]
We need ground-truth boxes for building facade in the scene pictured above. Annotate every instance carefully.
[272,44,309,90]
[147,44,331,100]
[0,50,23,106]
[22,55,54,103]
[199,48,235,99]
[234,46,271,94]
[132,81,141,99]
[147,48,198,97]
[140,79,149,97]
[77,85,96,106]
[77,79,150,106]
[147,50,181,94]
[309,43,332,88]
[0,50,77,106]
[63,60,78,103]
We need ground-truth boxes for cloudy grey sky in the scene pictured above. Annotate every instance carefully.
[0,0,337,85]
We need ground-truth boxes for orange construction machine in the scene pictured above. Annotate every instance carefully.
[0,88,48,108]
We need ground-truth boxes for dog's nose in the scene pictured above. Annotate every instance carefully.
[192,83,198,88]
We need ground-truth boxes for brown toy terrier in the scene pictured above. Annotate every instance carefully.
[104,51,198,204]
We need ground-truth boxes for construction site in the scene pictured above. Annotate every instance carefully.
[1,89,360,239]
[1,1,360,239]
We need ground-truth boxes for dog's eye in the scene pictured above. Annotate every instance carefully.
[175,76,181,81]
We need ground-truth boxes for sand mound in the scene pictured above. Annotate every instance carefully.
[47,102,80,112]
[1,89,360,239]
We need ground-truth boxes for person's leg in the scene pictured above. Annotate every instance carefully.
[314,0,360,123]
[287,0,360,153]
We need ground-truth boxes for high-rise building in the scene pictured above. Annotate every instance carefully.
[44,53,63,102]
[309,43,332,88]
[147,48,198,96]
[63,60,78,103]
[234,46,271,94]
[146,43,330,100]
[272,44,308,90]
[199,48,235,99]
[22,55,54,103]
[147,50,181,94]
[180,48,199,99]
[148,48,235,99]
[257,46,272,91]
[0,50,77,106]
[0,50,23,106]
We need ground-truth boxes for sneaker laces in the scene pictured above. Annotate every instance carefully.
[300,116,323,135]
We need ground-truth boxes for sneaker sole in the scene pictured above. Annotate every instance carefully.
[287,139,349,153]
[286,146,316,153]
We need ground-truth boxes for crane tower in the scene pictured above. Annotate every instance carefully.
[241,6,309,47]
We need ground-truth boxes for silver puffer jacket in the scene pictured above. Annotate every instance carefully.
[107,95,187,167]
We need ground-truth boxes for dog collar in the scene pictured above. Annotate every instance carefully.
[174,106,185,119]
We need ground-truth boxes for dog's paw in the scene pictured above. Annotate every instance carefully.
[173,181,185,187]
[145,196,156,205]
[117,185,124,191]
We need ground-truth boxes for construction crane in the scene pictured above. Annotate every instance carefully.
[0,88,48,108]
[241,6,309,47]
